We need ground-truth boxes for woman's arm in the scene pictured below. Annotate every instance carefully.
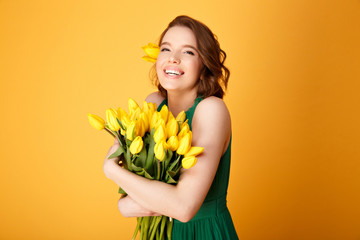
[104,96,231,222]
[117,195,161,218]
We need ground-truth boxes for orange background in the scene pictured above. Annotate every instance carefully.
[1,1,359,239]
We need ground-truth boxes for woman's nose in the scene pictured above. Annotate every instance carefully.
[169,54,181,64]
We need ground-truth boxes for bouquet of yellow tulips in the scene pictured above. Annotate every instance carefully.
[88,98,204,240]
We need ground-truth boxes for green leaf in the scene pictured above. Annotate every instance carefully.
[108,146,125,159]
[131,162,142,172]
[118,187,127,195]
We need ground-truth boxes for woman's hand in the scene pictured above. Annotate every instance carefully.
[118,195,162,218]
[103,138,121,179]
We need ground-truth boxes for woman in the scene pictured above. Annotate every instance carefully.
[103,15,239,239]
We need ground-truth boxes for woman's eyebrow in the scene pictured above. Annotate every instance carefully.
[160,42,198,52]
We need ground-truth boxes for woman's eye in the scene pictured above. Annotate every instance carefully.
[161,48,170,52]
[185,51,195,55]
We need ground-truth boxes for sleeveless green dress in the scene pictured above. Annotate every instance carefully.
[158,97,239,240]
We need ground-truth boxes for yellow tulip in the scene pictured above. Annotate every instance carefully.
[178,122,190,140]
[154,124,166,143]
[150,112,161,130]
[154,118,165,130]
[184,147,204,157]
[118,107,130,128]
[142,43,160,63]
[166,118,179,138]
[177,132,192,155]
[135,118,146,137]
[128,98,140,114]
[130,136,143,155]
[154,141,167,161]
[182,156,197,169]
[168,112,175,122]
[176,111,186,124]
[159,104,169,123]
[130,107,141,121]
[126,121,136,141]
[166,136,179,151]
[140,112,150,133]
[88,114,105,130]
[142,101,150,114]
[148,102,157,112]
[106,108,121,131]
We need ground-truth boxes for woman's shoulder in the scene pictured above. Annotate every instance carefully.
[197,96,230,116]
[194,96,231,126]
[145,92,165,107]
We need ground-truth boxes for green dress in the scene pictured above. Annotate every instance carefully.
[158,97,239,240]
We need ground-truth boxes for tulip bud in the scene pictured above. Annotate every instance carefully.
[150,112,161,130]
[168,112,175,122]
[142,43,160,63]
[176,111,186,125]
[184,147,204,157]
[118,107,130,128]
[160,105,169,123]
[154,141,167,161]
[182,156,197,169]
[178,122,190,140]
[106,108,121,131]
[126,121,136,141]
[140,112,150,133]
[135,118,146,137]
[88,114,105,130]
[128,98,140,114]
[148,102,157,112]
[166,118,179,138]
[177,132,192,155]
[166,136,179,151]
[129,136,144,155]
[154,124,166,143]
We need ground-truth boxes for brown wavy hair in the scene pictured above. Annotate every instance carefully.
[150,15,230,99]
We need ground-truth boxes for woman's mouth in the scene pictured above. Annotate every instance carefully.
[164,69,184,76]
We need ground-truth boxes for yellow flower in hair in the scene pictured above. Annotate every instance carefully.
[142,43,160,63]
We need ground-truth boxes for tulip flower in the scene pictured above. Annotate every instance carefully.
[177,132,192,155]
[150,112,161,130]
[88,114,105,130]
[166,118,179,138]
[176,111,186,124]
[178,122,190,140]
[142,43,160,63]
[154,141,167,161]
[118,107,130,128]
[168,112,175,122]
[182,156,197,169]
[154,124,166,143]
[128,98,140,114]
[159,105,169,123]
[140,112,149,133]
[148,102,157,112]
[166,136,179,151]
[136,118,146,137]
[130,136,144,155]
[126,121,136,141]
[106,108,121,131]
[184,146,204,157]
[130,107,141,121]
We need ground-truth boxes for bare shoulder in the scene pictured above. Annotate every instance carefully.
[145,92,165,107]
[194,96,231,124]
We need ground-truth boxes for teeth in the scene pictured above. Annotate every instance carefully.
[165,69,181,76]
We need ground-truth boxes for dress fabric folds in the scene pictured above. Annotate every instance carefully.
[158,97,239,240]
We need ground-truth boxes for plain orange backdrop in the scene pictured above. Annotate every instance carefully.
[1,1,359,239]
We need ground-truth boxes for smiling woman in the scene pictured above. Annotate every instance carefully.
[103,15,238,240]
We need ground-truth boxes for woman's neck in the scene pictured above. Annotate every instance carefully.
[167,90,198,117]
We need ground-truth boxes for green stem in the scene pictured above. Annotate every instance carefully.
[156,159,160,180]
[132,217,142,240]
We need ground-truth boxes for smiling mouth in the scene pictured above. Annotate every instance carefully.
[164,69,184,76]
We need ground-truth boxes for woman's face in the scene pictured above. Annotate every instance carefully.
[156,26,203,94]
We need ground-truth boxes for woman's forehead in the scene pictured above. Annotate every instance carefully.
[161,26,197,47]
